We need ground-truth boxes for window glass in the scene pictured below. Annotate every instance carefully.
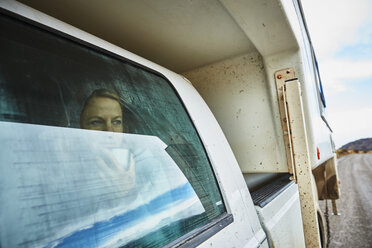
[313,50,326,109]
[0,13,226,248]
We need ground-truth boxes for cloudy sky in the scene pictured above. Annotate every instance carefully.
[301,0,372,147]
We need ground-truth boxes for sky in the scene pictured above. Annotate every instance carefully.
[301,0,372,147]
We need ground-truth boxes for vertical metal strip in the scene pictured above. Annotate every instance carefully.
[285,80,321,248]
[282,84,297,183]
[274,68,296,175]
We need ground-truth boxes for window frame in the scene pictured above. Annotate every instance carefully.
[295,0,332,132]
[311,48,326,111]
[0,7,233,247]
[310,47,333,132]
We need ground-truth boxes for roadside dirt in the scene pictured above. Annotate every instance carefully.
[319,154,372,248]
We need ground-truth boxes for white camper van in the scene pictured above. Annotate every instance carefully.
[0,0,340,247]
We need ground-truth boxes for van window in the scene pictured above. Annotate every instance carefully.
[0,13,226,247]
[312,50,327,109]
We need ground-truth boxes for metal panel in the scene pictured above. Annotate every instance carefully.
[274,68,296,176]
[184,53,288,173]
[255,183,305,248]
[16,0,256,73]
[285,80,321,247]
[0,2,267,247]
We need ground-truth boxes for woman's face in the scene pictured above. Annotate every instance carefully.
[80,97,123,132]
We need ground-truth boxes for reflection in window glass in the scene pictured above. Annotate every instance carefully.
[0,13,225,248]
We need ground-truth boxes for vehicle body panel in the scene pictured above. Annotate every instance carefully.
[0,0,338,247]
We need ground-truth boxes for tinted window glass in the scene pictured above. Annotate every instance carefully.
[0,13,225,248]
[313,51,326,109]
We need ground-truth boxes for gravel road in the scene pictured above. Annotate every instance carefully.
[320,154,372,248]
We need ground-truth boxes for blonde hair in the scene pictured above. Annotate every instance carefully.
[80,89,128,132]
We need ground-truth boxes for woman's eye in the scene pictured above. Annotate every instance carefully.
[112,120,122,126]
[90,120,103,126]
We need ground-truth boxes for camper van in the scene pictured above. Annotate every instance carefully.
[0,0,340,247]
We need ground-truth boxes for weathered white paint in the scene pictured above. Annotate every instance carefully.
[1,0,339,246]
[0,1,267,247]
[15,0,256,72]
[184,52,288,173]
[285,80,321,247]
[12,0,336,170]
[255,183,306,247]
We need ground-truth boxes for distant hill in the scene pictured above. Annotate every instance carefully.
[337,138,372,157]
[341,138,372,151]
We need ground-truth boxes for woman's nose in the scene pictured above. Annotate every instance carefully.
[104,121,113,131]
